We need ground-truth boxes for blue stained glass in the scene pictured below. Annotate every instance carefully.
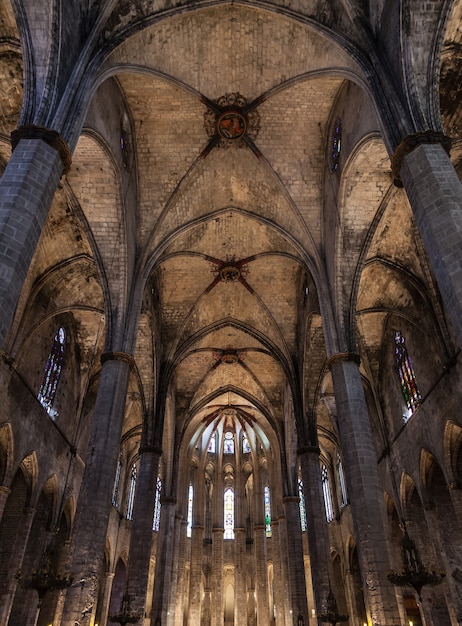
[298,477,307,532]
[153,476,162,531]
[395,330,421,421]
[224,488,234,539]
[187,484,193,537]
[38,326,65,419]
[224,431,235,454]
[264,486,272,537]
[126,463,137,520]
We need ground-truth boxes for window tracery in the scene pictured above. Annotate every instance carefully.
[224,431,235,454]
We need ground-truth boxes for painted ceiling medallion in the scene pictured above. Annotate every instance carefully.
[221,350,239,364]
[204,93,260,148]
[220,263,241,282]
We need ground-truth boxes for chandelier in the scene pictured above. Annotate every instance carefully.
[16,559,73,599]
[109,594,143,625]
[387,523,445,601]
[318,588,349,625]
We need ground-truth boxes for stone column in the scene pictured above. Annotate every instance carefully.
[61,353,132,625]
[188,523,204,624]
[126,445,162,619]
[392,133,462,349]
[0,485,11,523]
[0,506,36,624]
[211,527,224,626]
[329,353,400,626]
[0,130,69,346]
[173,519,187,626]
[277,513,294,625]
[270,520,286,626]
[253,523,270,625]
[234,468,247,626]
[97,571,115,626]
[234,527,247,626]
[298,446,331,615]
[150,497,177,624]
[282,497,309,625]
[253,461,270,626]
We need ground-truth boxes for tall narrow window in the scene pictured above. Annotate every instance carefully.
[395,330,421,421]
[321,464,334,522]
[331,118,342,171]
[336,453,348,508]
[224,487,234,539]
[264,485,272,537]
[112,455,122,508]
[298,477,307,532]
[224,431,235,454]
[126,463,137,520]
[242,435,251,454]
[38,326,65,418]
[207,432,216,453]
[153,476,162,531]
[187,484,193,538]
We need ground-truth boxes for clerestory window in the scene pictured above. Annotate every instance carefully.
[38,326,65,419]
[395,330,421,421]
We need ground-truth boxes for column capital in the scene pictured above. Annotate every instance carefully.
[298,445,321,456]
[391,130,451,186]
[327,352,360,369]
[11,125,72,174]
[160,495,177,505]
[138,444,162,456]
[283,495,299,504]
[101,351,136,370]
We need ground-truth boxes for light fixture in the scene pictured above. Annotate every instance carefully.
[318,588,348,625]
[108,594,143,625]
[387,521,445,601]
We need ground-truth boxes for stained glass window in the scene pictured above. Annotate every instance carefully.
[207,432,216,453]
[242,435,251,454]
[112,456,122,508]
[224,431,235,454]
[120,121,129,169]
[38,326,65,419]
[126,463,137,520]
[336,453,348,508]
[298,477,307,532]
[224,487,234,539]
[321,464,334,522]
[187,484,193,537]
[331,118,342,172]
[395,330,421,421]
[264,486,272,537]
[152,476,162,531]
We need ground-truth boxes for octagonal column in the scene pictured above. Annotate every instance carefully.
[329,353,400,626]
[61,353,132,626]
[150,496,177,624]
[393,133,462,349]
[298,446,331,617]
[126,445,162,619]
[282,496,309,625]
[0,506,36,624]
[211,527,224,626]
[0,130,69,347]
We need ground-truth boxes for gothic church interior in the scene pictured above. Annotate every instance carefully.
[0,1,462,625]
